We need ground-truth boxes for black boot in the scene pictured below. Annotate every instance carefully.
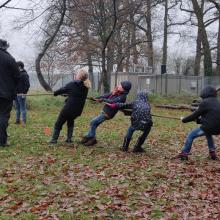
[132,137,145,153]
[65,127,73,143]
[49,129,60,144]
[120,138,131,152]
[209,151,219,160]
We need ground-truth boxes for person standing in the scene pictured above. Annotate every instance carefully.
[0,39,20,147]
[15,61,30,125]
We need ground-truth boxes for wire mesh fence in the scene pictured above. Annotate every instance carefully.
[29,72,220,97]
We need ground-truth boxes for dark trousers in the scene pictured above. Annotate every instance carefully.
[125,125,152,144]
[0,98,13,146]
[54,109,76,131]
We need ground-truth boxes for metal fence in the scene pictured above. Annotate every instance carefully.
[111,72,220,97]
[29,71,220,97]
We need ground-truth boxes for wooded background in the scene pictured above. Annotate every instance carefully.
[0,0,220,93]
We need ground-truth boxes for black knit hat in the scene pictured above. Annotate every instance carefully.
[0,39,9,50]
[121,81,132,92]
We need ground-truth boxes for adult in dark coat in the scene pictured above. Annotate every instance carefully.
[108,92,153,152]
[15,61,30,125]
[176,86,220,160]
[0,39,20,147]
[50,69,91,144]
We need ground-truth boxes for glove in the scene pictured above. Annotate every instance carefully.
[106,103,117,108]
[95,99,103,103]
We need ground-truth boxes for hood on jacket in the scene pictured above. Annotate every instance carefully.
[135,92,148,102]
[200,86,217,99]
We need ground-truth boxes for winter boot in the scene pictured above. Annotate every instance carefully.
[120,138,131,152]
[49,129,60,144]
[65,127,73,143]
[132,138,145,153]
[83,137,97,146]
[173,152,189,160]
[80,136,91,144]
[209,151,219,160]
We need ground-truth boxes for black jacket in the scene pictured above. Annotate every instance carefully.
[97,91,129,119]
[54,80,89,117]
[0,49,20,100]
[116,92,153,130]
[16,69,30,94]
[182,86,220,135]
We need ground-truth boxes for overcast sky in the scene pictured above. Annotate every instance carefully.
[0,0,217,73]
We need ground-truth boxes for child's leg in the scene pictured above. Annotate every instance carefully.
[133,126,151,152]
[125,126,136,140]
[204,134,218,160]
[121,126,135,151]
[86,114,106,138]
[181,127,205,154]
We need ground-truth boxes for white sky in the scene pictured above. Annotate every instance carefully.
[0,0,218,72]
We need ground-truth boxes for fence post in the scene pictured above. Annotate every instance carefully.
[165,74,168,96]
[178,75,181,95]
[196,76,199,96]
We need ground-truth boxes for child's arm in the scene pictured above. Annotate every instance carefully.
[106,102,133,109]
[101,94,127,104]
[96,93,111,99]
[182,101,207,123]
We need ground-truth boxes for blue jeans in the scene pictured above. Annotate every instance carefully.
[15,96,27,123]
[182,127,215,153]
[86,114,107,138]
[125,126,151,142]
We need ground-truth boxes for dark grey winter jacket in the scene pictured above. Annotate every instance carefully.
[116,92,153,130]
[97,91,129,119]
[182,86,220,135]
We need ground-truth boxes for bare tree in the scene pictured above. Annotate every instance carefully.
[208,0,220,75]
[0,0,12,9]
[35,0,67,91]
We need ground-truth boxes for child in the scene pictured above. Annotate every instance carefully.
[176,86,220,160]
[50,69,91,144]
[108,92,153,152]
[81,81,132,146]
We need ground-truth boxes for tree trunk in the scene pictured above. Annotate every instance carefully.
[162,0,168,66]
[107,43,114,91]
[194,26,202,76]
[125,26,131,72]
[217,12,220,75]
[145,0,154,72]
[87,53,95,90]
[130,13,138,65]
[192,0,212,76]
[35,0,67,91]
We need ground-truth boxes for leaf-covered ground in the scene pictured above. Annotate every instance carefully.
[0,95,219,220]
